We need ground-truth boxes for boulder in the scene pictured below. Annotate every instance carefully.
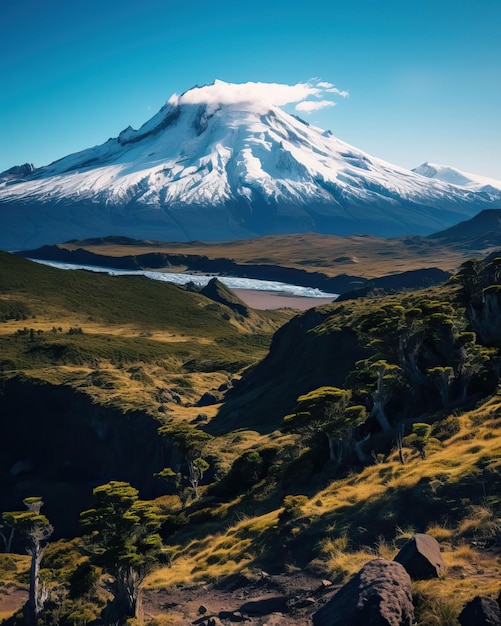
[196,390,224,406]
[217,611,250,622]
[313,558,414,626]
[458,595,501,626]
[394,533,445,579]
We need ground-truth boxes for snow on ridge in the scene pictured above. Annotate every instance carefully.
[413,162,501,191]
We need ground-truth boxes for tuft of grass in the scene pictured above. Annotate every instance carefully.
[413,590,462,626]
[457,505,501,543]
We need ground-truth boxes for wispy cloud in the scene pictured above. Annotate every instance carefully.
[295,100,336,112]
[171,79,348,113]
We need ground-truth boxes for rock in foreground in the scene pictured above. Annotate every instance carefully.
[313,558,414,626]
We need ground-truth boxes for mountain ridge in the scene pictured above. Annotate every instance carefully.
[2,81,501,250]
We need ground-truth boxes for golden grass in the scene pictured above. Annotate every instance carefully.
[145,511,279,588]
[59,232,479,279]
[314,535,370,582]
[144,389,501,598]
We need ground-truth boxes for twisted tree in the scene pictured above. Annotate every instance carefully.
[80,481,162,624]
[2,497,53,625]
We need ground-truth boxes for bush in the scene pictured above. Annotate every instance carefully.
[68,560,99,599]
[278,495,308,525]
[432,415,461,441]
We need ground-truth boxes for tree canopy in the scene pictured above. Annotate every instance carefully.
[80,481,162,624]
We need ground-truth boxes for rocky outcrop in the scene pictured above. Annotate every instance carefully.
[312,559,414,626]
[0,375,174,534]
[469,287,501,347]
[200,278,250,317]
[212,309,369,433]
[458,595,501,626]
[394,533,446,579]
[0,163,34,182]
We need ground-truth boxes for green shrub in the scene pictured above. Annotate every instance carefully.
[68,560,99,599]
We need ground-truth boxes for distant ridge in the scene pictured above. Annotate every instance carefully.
[428,208,501,249]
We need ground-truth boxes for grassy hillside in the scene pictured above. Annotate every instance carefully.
[0,251,293,542]
[0,249,500,625]
[0,251,291,403]
[149,390,500,586]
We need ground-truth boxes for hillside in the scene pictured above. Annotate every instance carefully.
[0,252,293,534]
[12,228,489,280]
[0,250,500,625]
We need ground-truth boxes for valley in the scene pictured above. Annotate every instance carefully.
[1,214,500,625]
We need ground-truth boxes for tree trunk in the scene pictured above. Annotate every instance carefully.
[371,401,392,432]
[0,526,15,553]
[354,434,370,464]
[24,541,47,626]
[104,566,143,625]
[188,460,200,500]
[325,432,336,463]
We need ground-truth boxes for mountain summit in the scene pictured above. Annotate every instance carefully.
[1,80,501,250]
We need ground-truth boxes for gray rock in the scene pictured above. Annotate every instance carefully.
[313,558,414,626]
[458,595,501,626]
[239,596,290,616]
[197,390,224,406]
[394,533,446,579]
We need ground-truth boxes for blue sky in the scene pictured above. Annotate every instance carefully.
[1,0,500,178]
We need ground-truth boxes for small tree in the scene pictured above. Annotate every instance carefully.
[2,497,53,625]
[406,423,433,460]
[283,386,367,468]
[80,481,162,624]
[427,366,454,409]
[156,457,209,505]
[157,424,212,504]
[0,518,15,553]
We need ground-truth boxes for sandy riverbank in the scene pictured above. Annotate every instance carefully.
[233,289,336,311]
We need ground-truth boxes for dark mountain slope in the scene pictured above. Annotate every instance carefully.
[209,305,369,434]
[428,208,501,249]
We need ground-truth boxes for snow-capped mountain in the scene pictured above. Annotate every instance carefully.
[1,81,501,250]
[413,162,501,192]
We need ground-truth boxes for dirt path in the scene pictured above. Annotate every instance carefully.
[142,571,339,625]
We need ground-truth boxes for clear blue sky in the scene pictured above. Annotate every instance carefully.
[1,0,500,178]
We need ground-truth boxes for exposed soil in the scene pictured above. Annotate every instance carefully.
[142,571,341,625]
[0,584,28,618]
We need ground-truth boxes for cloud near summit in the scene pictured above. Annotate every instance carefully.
[173,80,348,113]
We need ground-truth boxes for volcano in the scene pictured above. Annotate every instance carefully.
[1,80,500,250]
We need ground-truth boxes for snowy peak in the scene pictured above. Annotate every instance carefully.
[413,162,501,192]
[1,80,501,250]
